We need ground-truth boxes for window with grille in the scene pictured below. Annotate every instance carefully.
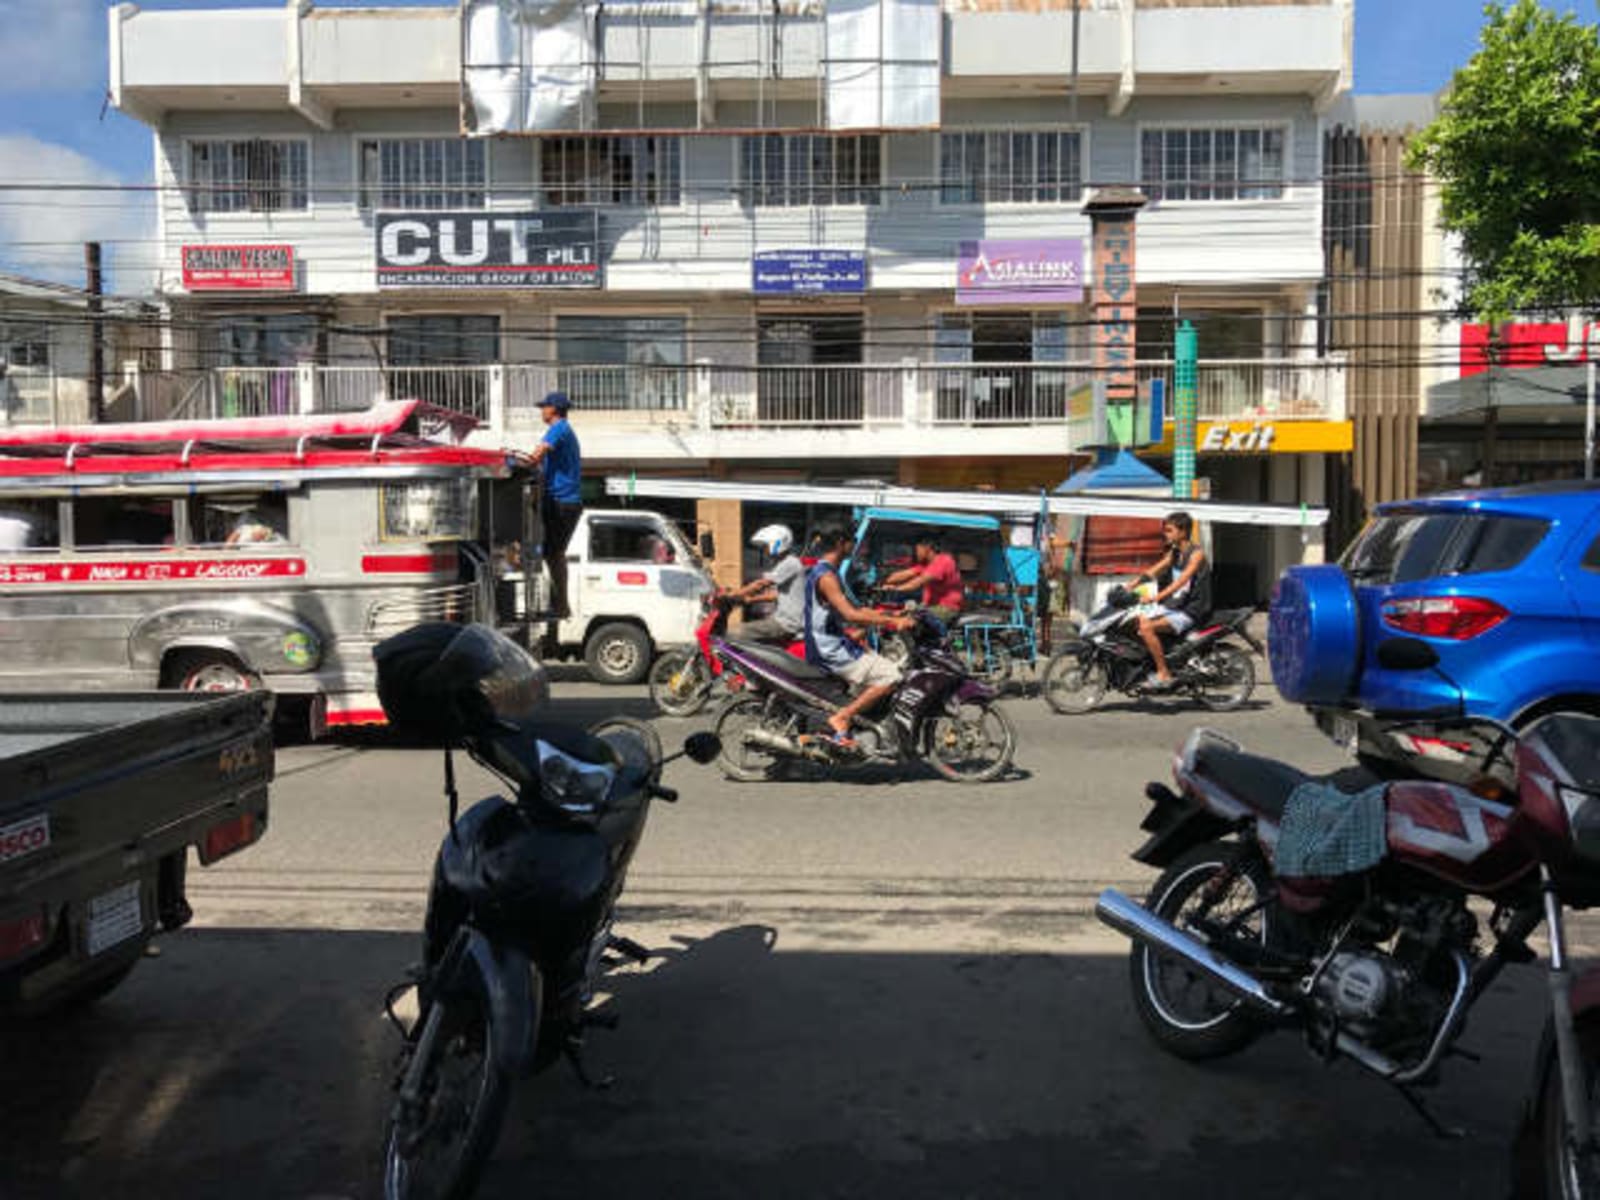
[739,135,882,207]
[540,136,682,207]
[358,138,487,212]
[1140,127,1287,202]
[187,139,309,214]
[939,130,1083,205]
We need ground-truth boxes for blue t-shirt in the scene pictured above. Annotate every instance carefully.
[541,418,582,504]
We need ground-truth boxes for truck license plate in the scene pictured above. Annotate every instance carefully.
[85,882,143,957]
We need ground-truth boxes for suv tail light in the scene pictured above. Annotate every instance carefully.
[1381,596,1508,640]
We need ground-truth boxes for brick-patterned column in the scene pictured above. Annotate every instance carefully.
[1082,188,1147,443]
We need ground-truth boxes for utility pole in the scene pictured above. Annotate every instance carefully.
[85,242,104,423]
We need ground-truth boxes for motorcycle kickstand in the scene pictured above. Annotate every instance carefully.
[1390,1082,1465,1140]
[607,934,653,965]
[563,1034,616,1090]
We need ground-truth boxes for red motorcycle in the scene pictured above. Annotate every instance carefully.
[649,591,804,718]
[1096,636,1600,1195]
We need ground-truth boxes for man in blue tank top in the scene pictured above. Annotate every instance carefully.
[804,527,915,746]
[529,391,582,623]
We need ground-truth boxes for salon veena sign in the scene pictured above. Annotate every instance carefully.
[375,211,600,288]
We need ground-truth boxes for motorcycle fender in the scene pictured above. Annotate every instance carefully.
[449,930,543,1079]
[955,678,997,704]
[1131,782,1231,868]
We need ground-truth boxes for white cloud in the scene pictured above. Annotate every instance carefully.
[0,135,157,294]
[0,1,100,93]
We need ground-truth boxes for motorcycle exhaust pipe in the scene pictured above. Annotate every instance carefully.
[740,727,811,759]
[1094,888,1291,1018]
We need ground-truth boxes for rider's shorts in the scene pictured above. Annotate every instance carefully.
[838,651,902,690]
[1152,605,1194,635]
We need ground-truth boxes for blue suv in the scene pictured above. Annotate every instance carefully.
[1269,482,1600,758]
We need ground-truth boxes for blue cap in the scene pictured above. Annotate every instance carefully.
[540,390,571,414]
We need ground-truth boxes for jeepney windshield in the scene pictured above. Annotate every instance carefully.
[381,478,478,542]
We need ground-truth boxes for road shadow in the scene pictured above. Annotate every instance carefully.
[0,923,1554,1200]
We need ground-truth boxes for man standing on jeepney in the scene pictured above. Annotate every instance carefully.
[805,527,915,748]
[529,391,582,624]
[882,536,964,627]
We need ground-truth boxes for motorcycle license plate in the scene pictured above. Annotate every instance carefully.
[84,881,143,957]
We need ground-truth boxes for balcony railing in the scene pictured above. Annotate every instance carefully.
[123,356,1345,438]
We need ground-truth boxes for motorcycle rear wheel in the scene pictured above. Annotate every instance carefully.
[1192,644,1256,712]
[383,964,511,1200]
[925,699,1016,783]
[713,695,786,782]
[1041,644,1108,715]
[649,649,713,718]
[1129,841,1273,1061]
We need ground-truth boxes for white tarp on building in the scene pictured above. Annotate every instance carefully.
[462,0,597,135]
[824,0,940,130]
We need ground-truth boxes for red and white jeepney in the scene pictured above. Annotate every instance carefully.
[0,401,537,734]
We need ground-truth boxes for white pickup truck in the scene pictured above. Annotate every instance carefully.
[546,508,715,684]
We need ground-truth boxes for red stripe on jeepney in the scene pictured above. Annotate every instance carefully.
[0,558,306,585]
[361,550,459,575]
[325,708,389,727]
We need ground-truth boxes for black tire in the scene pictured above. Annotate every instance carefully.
[1041,643,1107,715]
[649,649,713,718]
[585,623,652,685]
[925,699,1017,783]
[1128,841,1273,1061]
[713,695,785,782]
[383,967,512,1200]
[1193,644,1256,712]
[166,651,261,694]
[959,637,1013,689]
[1535,1019,1600,1200]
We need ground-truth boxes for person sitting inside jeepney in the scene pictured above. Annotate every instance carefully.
[881,536,964,627]
[222,504,287,546]
[805,527,916,748]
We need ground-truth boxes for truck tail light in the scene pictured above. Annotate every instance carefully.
[0,910,48,965]
[1381,596,1508,640]
[200,812,259,865]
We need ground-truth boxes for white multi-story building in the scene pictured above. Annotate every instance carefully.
[109,0,1354,597]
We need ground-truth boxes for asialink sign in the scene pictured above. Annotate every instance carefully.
[375,211,600,288]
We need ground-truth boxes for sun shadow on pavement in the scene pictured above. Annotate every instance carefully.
[0,923,1548,1200]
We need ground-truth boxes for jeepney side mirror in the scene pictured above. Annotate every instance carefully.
[699,531,715,560]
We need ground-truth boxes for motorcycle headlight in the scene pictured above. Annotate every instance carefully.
[536,742,616,816]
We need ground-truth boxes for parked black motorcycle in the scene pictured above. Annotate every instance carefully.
[710,611,1017,783]
[373,622,718,1200]
[1040,585,1260,714]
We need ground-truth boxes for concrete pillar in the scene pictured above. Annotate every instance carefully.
[1269,454,1299,580]
[697,498,743,592]
[1299,453,1328,566]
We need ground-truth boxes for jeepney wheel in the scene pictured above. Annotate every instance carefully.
[167,651,260,694]
[584,623,652,686]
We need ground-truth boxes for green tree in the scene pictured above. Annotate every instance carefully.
[1407,1,1600,321]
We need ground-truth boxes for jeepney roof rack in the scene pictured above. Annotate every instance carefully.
[0,400,474,462]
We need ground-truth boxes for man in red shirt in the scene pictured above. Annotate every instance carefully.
[884,537,964,626]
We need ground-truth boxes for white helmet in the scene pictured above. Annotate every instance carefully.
[749,523,794,558]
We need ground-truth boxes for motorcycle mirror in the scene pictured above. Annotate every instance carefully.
[683,732,722,764]
[1376,637,1439,672]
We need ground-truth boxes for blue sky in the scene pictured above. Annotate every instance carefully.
[0,0,1587,286]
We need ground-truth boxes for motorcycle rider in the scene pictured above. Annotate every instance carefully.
[805,527,916,747]
[732,523,805,644]
[1134,511,1211,691]
[882,536,965,626]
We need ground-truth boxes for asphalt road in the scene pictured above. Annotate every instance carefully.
[0,669,1569,1199]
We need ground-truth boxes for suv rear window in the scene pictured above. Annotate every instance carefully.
[1342,512,1549,584]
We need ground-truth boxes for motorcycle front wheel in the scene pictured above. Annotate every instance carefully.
[1536,1020,1600,1200]
[383,964,511,1200]
[649,649,713,718]
[1191,643,1256,712]
[1040,643,1108,715]
[925,699,1016,783]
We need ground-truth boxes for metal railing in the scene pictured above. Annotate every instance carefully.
[1136,358,1346,421]
[708,364,903,427]
[924,362,1097,424]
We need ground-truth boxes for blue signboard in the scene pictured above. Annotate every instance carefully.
[753,250,867,294]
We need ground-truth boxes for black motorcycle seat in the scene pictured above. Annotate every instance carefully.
[1204,608,1253,630]
[725,638,835,682]
[1192,743,1311,821]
